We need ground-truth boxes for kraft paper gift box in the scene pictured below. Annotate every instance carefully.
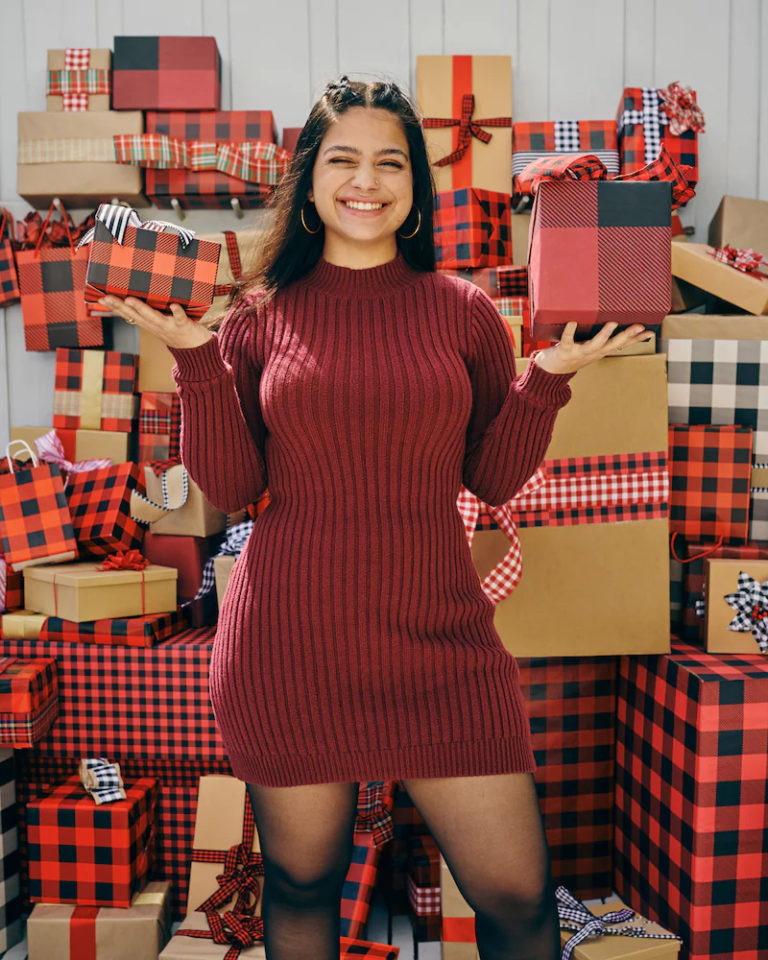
[113,36,221,110]
[708,194,768,255]
[65,462,146,558]
[27,774,157,908]
[46,48,111,112]
[558,897,681,959]
[22,560,177,622]
[17,111,146,209]
[53,348,139,434]
[27,880,171,960]
[702,558,768,653]
[197,228,263,327]
[468,355,670,657]
[0,748,22,953]
[1,610,48,640]
[617,85,700,185]
[615,642,768,960]
[417,55,512,195]
[213,555,237,607]
[10,426,130,466]
[133,464,228,537]
[0,657,58,749]
[512,119,619,194]
[440,852,478,959]
[434,188,512,269]
[671,242,768,315]
[139,325,177,393]
[510,212,531,266]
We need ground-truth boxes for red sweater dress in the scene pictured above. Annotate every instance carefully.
[168,252,575,787]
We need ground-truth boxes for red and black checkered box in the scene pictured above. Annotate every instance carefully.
[27,773,157,908]
[65,462,146,558]
[615,642,768,960]
[433,188,512,269]
[53,347,139,434]
[138,392,181,463]
[669,424,753,544]
[617,86,699,184]
[112,36,221,110]
[40,608,187,648]
[0,559,23,612]
[144,110,277,209]
[512,119,619,195]
[0,657,58,748]
[407,833,441,945]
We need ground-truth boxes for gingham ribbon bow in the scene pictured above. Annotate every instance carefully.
[78,202,196,249]
[709,244,768,276]
[195,841,265,956]
[422,94,512,166]
[556,886,681,960]
[188,519,254,605]
[657,81,706,136]
[724,570,768,653]
[46,48,110,111]
[33,428,111,488]
[79,757,127,804]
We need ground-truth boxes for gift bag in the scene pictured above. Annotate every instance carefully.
[0,208,20,307]
[0,440,78,572]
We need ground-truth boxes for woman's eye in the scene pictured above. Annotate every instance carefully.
[381,161,404,169]
[328,157,354,164]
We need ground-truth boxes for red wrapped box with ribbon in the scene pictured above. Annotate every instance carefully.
[53,347,139,434]
[512,119,619,196]
[65,462,146,558]
[113,36,221,110]
[0,208,19,307]
[46,48,111,112]
[434,188,512,269]
[138,393,181,463]
[27,773,157,908]
[40,608,187,647]
[0,657,58,748]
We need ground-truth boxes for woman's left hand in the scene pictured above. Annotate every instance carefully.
[533,322,652,376]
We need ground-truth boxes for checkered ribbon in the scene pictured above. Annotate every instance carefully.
[187,519,254,604]
[618,87,670,165]
[422,94,512,166]
[556,886,682,960]
[130,463,190,526]
[79,757,127,804]
[46,48,111,111]
[32,428,111,489]
[724,571,768,652]
[78,202,196,249]
[709,244,768,277]
[657,82,706,136]
[214,231,244,296]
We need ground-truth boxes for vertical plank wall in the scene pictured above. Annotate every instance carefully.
[0,0,765,444]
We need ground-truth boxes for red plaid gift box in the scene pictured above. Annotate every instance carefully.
[615,642,768,960]
[407,834,441,945]
[0,556,23,611]
[0,657,58,748]
[143,110,283,210]
[669,424,753,544]
[492,296,525,356]
[40,608,187,647]
[113,36,221,110]
[496,264,527,296]
[617,84,702,186]
[512,119,619,195]
[139,393,181,463]
[0,209,19,307]
[81,204,220,320]
[433,188,511,269]
[46,48,111,111]
[27,773,157,908]
[64,462,146,558]
[53,347,139,433]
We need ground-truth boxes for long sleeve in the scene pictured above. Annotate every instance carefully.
[462,286,576,507]
[167,298,268,513]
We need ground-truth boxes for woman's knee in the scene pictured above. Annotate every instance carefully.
[470,871,557,933]
[261,840,354,907]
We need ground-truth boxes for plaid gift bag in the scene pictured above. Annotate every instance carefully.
[433,188,511,269]
[65,462,146,558]
[0,440,78,572]
[0,209,19,307]
[669,424,753,544]
[138,392,181,462]
[53,347,139,433]
[0,657,59,748]
[15,202,105,352]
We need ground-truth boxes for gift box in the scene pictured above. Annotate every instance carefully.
[65,462,145,558]
[0,748,22,952]
[281,126,303,153]
[23,560,178,623]
[213,555,236,607]
[418,55,512,194]
[53,348,139,434]
[142,531,209,602]
[557,892,681,959]
[131,464,227,538]
[406,834,441,946]
[436,264,510,297]
[440,851,477,958]
[615,642,768,960]
[139,326,177,393]
[0,557,24,612]
[492,297,523,357]
[1,611,49,640]
[512,119,619,195]
[113,36,221,110]
[11,426,130,466]
[528,179,672,340]
[41,608,187,647]
[617,85,700,185]
[0,209,19,308]
[46,48,111,112]
[702,558,768,653]
[27,879,171,960]
[138,393,180,463]
[510,212,531,265]
[433,188,512,269]
[27,774,157,907]
[17,111,145,209]
[708,195,768,255]
[144,110,284,210]
[467,355,670,657]
[671,242,768,315]
[197,228,263,327]
[0,657,58,749]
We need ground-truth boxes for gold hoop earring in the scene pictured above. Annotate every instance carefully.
[300,203,322,235]
[397,207,421,239]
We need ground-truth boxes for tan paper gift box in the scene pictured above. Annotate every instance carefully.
[23,560,177,622]
[671,242,768,315]
[46,48,112,112]
[558,894,681,959]
[17,111,146,209]
[708,195,768,256]
[27,880,171,960]
[10,426,129,465]
[213,556,237,607]
[131,464,227,537]
[440,853,479,960]
[703,558,768,654]
[1,610,48,639]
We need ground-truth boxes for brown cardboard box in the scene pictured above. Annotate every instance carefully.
[1,610,47,639]
[138,326,176,393]
[23,561,177,622]
[27,880,171,960]
[17,111,146,208]
[10,426,130,464]
[440,853,479,960]
[417,56,512,194]
[703,558,768,654]
[470,355,670,657]
[671,242,768,315]
[559,900,681,958]
[708,195,768,257]
[135,465,227,537]
[46,49,111,112]
[511,212,531,265]
[213,555,237,607]
[197,228,263,328]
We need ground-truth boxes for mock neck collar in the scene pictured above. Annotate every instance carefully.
[299,251,425,299]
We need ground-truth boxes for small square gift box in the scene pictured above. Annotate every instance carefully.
[113,36,221,111]
[433,188,512,269]
[138,393,180,463]
[670,242,768,315]
[46,48,112,112]
[27,772,158,908]
[53,347,139,434]
[702,558,768,654]
[26,880,172,960]
[79,203,221,320]
[0,656,58,748]
[65,462,146,558]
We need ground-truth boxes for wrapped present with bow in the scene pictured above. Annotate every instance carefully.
[65,461,146,558]
[131,462,227,538]
[113,36,221,110]
[512,119,619,197]
[79,757,127,804]
[53,347,139,434]
[702,558,768,653]
[433,188,511,269]
[617,82,703,187]
[46,48,111,111]
[0,208,19,308]
[671,241,768,315]
[0,656,58,748]
[709,194,768,257]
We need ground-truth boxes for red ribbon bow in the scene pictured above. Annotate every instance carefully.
[657,81,706,136]
[98,549,149,571]
[709,244,768,277]
[422,93,512,166]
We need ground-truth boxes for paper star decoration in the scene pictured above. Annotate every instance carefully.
[723,571,768,653]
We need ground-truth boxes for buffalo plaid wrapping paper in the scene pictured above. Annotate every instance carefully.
[139,392,181,462]
[0,210,19,308]
[434,188,511,268]
[617,86,699,185]
[0,559,23,612]
[669,424,753,543]
[65,461,146,558]
[113,36,221,110]
[0,749,22,953]
[40,607,187,647]
[615,642,768,960]
[512,119,619,195]
[144,110,277,209]
[53,347,139,433]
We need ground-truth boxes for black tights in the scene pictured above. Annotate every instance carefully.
[246,772,559,960]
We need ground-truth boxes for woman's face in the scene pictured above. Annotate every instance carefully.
[308,106,414,257]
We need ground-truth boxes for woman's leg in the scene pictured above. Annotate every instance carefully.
[400,772,559,960]
[246,779,360,960]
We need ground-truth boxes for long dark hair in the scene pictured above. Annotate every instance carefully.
[232,75,436,304]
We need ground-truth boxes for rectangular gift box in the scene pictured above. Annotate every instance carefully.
[23,560,178,623]
[46,48,111,112]
[53,348,139,434]
[113,36,221,110]
[197,228,263,327]
[10,426,129,466]
[407,834,441,945]
[142,531,209,602]
[0,748,22,953]
[671,242,768,315]
[0,558,24,612]
[137,465,227,538]
[1,611,48,640]
[0,658,58,749]
[139,326,176,393]
[559,899,681,959]
[703,558,768,653]
[27,879,171,960]
[17,111,145,209]
[65,462,145,558]
[213,555,236,607]
[708,194,768,255]
[138,393,180,463]
[434,188,512,269]
[512,119,619,194]
[39,608,187,647]
[27,774,157,908]
[617,86,699,184]
[492,297,523,357]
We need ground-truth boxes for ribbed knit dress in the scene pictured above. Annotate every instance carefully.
[168,252,575,788]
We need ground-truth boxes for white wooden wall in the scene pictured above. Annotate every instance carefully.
[1,0,766,447]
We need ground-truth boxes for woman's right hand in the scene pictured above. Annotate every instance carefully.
[98,296,214,351]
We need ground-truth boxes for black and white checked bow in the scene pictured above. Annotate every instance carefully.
[724,570,768,652]
[79,757,127,804]
[185,519,255,605]
[78,202,197,248]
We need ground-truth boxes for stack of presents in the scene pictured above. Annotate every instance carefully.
[0,37,765,960]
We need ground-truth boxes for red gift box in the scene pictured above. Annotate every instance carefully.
[512,119,619,196]
[65,462,146,558]
[0,557,23,611]
[617,85,700,186]
[0,209,19,307]
[138,393,181,464]
[112,36,221,110]
[141,530,209,602]
[0,657,58,748]
[433,188,512,269]
[27,773,157,908]
[39,608,187,647]
[53,347,139,434]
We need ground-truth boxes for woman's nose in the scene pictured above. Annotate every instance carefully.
[349,162,380,191]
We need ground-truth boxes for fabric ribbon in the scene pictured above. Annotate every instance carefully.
[46,48,110,112]
[709,244,768,277]
[79,757,127,804]
[422,93,512,166]
[78,202,196,249]
[70,905,99,960]
[556,886,682,960]
[32,429,111,488]
[724,571,768,652]
[98,549,148,571]
[187,519,254,605]
[657,81,706,136]
[618,86,673,166]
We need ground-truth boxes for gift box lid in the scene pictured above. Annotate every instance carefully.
[28,878,170,923]
[560,899,681,958]
[28,772,158,816]
[23,560,177,589]
[0,656,57,710]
